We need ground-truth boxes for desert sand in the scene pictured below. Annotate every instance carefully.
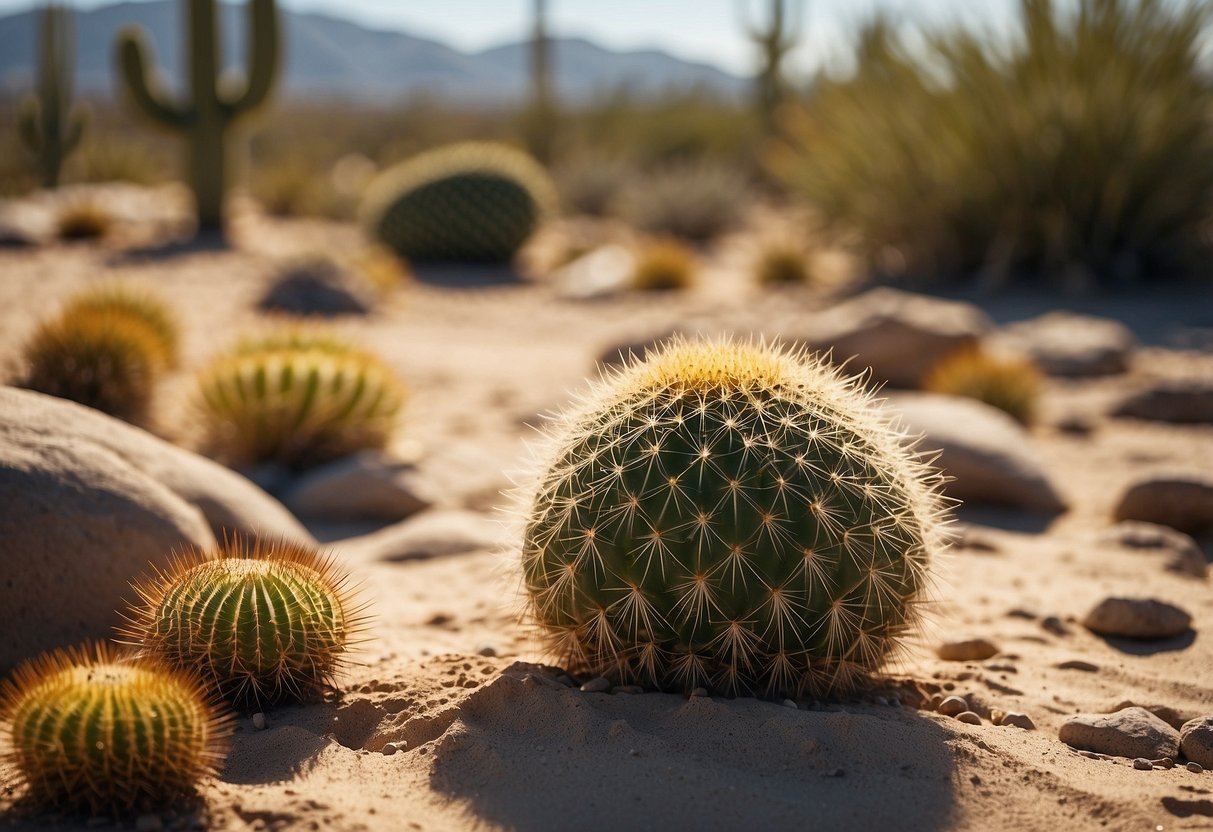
[1,197,1212,831]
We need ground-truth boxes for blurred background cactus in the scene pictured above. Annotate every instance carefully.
[739,0,801,136]
[18,4,87,190]
[631,239,697,291]
[521,0,558,165]
[116,0,280,232]
[923,348,1043,426]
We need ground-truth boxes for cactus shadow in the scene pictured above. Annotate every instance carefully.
[408,263,527,288]
[1097,629,1196,656]
[107,230,231,263]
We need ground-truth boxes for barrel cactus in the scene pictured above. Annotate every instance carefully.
[123,538,365,705]
[62,284,180,369]
[521,339,943,699]
[195,329,406,468]
[0,643,230,813]
[361,141,556,263]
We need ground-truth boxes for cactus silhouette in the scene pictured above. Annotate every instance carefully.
[123,538,366,705]
[19,4,87,189]
[0,642,230,813]
[521,0,557,164]
[739,0,801,135]
[116,0,280,231]
[522,339,943,698]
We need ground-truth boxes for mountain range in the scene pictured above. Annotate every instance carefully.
[0,1,747,103]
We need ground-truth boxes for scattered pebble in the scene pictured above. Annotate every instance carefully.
[1187,762,1204,774]
[252,713,267,731]
[1133,758,1153,771]
[955,711,982,725]
[1082,597,1192,639]
[938,695,969,717]
[1007,608,1037,620]
[475,645,498,657]
[1001,712,1036,730]
[781,699,798,709]
[1055,660,1099,672]
[381,742,404,756]
[1059,707,1180,760]
[135,816,162,832]
[1041,616,1069,636]
[937,637,1000,662]
[580,677,611,693]
[689,687,709,698]
[1152,758,1175,769]
[628,748,640,757]
[822,768,845,778]
[1181,717,1213,768]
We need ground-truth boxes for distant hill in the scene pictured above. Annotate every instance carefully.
[0,1,747,103]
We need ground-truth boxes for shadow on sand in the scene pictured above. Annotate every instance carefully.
[409,263,527,289]
[1098,630,1197,657]
[105,230,230,264]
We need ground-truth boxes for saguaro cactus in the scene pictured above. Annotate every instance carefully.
[19,4,87,189]
[522,0,557,164]
[116,0,279,231]
[739,0,802,135]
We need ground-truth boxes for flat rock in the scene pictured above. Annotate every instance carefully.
[1059,708,1180,760]
[0,390,218,670]
[887,393,1066,512]
[1106,701,1192,732]
[1082,597,1192,640]
[1181,718,1213,768]
[337,510,498,563]
[1094,522,1207,579]
[1113,379,1213,424]
[799,288,991,388]
[937,637,1000,662]
[281,451,436,522]
[1113,472,1213,535]
[993,312,1135,377]
[552,244,636,300]
[258,256,374,316]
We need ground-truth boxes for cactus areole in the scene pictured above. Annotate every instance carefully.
[522,340,942,699]
[117,0,279,231]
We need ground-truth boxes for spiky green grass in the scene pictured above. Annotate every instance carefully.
[0,642,230,814]
[122,539,366,706]
[522,339,943,698]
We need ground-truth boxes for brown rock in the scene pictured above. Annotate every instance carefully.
[955,711,982,725]
[1059,708,1180,760]
[1181,717,1213,769]
[1113,379,1213,425]
[937,637,1000,662]
[1082,597,1192,640]
[938,696,969,717]
[1113,471,1213,535]
[993,312,1135,378]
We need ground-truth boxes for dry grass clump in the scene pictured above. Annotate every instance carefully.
[612,159,750,242]
[55,199,112,240]
[924,348,1043,425]
[753,240,812,286]
[631,239,697,291]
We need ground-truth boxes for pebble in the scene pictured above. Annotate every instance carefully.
[937,637,1000,662]
[1133,758,1153,771]
[135,816,163,832]
[475,645,498,657]
[689,687,709,698]
[1180,717,1213,768]
[1059,707,1180,760]
[1152,757,1175,769]
[1187,762,1204,774]
[1055,660,1099,672]
[580,677,611,693]
[252,712,267,731]
[781,699,798,709]
[938,695,969,717]
[1082,597,1192,639]
[381,742,403,756]
[1041,616,1069,636]
[955,711,982,725]
[1001,712,1036,730]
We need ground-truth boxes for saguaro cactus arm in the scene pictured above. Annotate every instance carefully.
[220,0,279,116]
[116,30,191,127]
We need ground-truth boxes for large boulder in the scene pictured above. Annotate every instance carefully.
[992,312,1135,377]
[887,393,1066,512]
[1112,379,1213,425]
[799,289,991,388]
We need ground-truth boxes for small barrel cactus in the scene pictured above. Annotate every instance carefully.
[521,339,943,699]
[923,348,1041,426]
[0,643,230,813]
[195,329,406,468]
[361,141,557,264]
[62,284,180,369]
[123,538,365,705]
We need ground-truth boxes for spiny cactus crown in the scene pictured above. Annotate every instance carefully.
[522,339,943,699]
[62,284,180,369]
[123,538,366,705]
[0,642,230,813]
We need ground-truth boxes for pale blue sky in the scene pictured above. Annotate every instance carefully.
[0,0,1016,76]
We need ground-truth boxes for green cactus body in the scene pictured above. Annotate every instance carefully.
[361,142,556,264]
[522,340,942,698]
[116,0,279,231]
[0,643,230,813]
[19,4,87,189]
[196,332,405,468]
[125,540,364,705]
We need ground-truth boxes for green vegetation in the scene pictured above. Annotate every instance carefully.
[613,159,751,242]
[18,4,86,189]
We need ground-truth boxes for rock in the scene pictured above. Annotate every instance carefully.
[1001,712,1035,730]
[1188,762,1204,774]
[1132,758,1153,771]
[938,696,969,717]
[476,645,498,658]
[937,637,1000,662]
[1059,708,1180,760]
[552,244,636,300]
[1055,660,1099,672]
[1113,472,1213,535]
[798,289,991,389]
[0,387,310,545]
[1152,757,1175,769]
[887,393,1066,512]
[955,711,982,725]
[1095,522,1207,579]
[1041,616,1069,636]
[338,510,498,562]
[1113,379,1213,424]
[580,677,611,693]
[1181,717,1213,768]
[258,256,374,317]
[689,687,709,698]
[1082,597,1192,639]
[281,451,435,522]
[252,712,267,730]
[992,312,1135,377]
[1106,701,1191,732]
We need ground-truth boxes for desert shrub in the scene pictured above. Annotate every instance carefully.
[612,159,751,242]
[553,153,637,217]
[72,136,168,185]
[632,239,697,291]
[754,240,812,286]
[923,348,1042,425]
[771,1,1213,284]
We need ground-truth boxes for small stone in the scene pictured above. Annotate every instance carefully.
[136,816,163,832]
[1112,471,1213,535]
[928,693,944,710]
[628,748,640,757]
[1181,717,1213,768]
[1152,757,1175,769]
[1059,707,1180,760]
[937,637,1000,662]
[955,711,982,725]
[1133,758,1152,770]
[938,695,969,717]
[580,677,611,693]
[822,768,845,777]
[782,699,798,709]
[689,687,709,698]
[1187,762,1204,774]
[475,645,498,657]
[381,742,401,756]
[1041,616,1069,636]
[252,712,267,730]
[1077,750,1101,760]
[1082,597,1192,639]
[1055,659,1099,672]
[1001,712,1036,730]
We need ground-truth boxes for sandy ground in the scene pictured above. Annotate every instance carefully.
[2,202,1213,831]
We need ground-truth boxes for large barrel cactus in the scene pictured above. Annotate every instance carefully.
[361,142,556,264]
[521,339,943,699]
